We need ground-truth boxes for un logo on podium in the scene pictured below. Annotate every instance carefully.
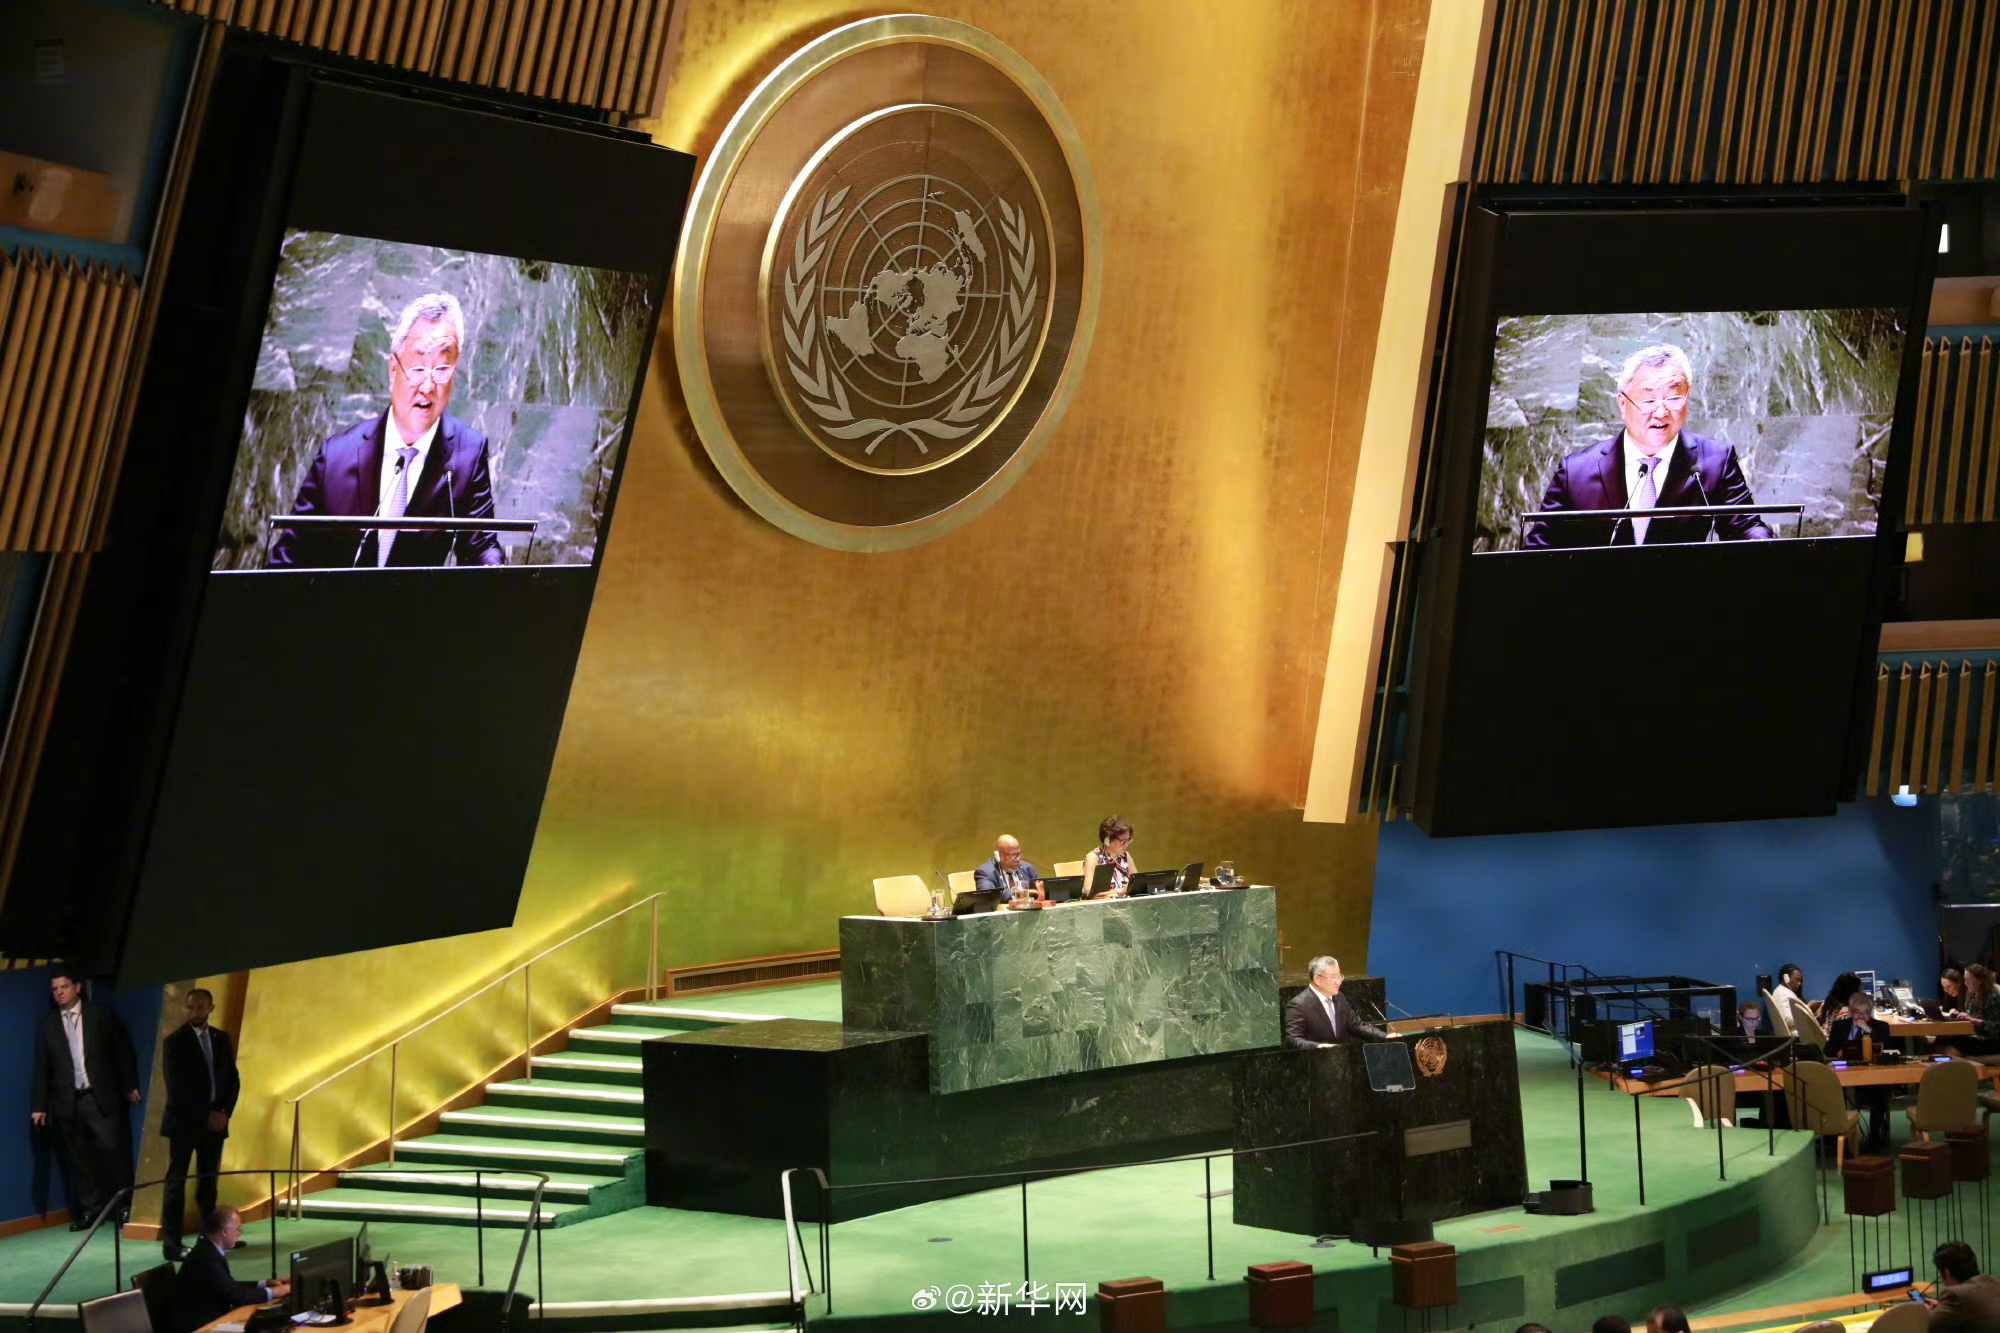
[676,17,1098,550]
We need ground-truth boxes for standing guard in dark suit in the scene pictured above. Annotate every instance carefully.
[29,966,140,1229]
[1283,956,1391,1050]
[160,989,241,1261]
[172,1206,289,1333]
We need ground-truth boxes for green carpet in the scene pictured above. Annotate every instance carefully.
[1,982,1981,1333]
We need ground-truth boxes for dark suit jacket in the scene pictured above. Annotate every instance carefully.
[1282,988,1390,1050]
[973,856,1041,900]
[270,411,505,569]
[161,1024,240,1141]
[173,1237,268,1333]
[1930,1273,2000,1333]
[1525,431,1773,548]
[31,1002,137,1119]
[1824,1015,1884,1059]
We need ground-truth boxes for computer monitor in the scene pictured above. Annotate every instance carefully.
[1040,875,1081,903]
[354,1221,370,1284]
[1177,862,1204,892]
[952,888,1002,916]
[289,1236,356,1316]
[1616,1020,1656,1064]
[1126,869,1179,896]
[1081,862,1116,899]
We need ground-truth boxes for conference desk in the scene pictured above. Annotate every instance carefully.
[198,1284,461,1333]
[1609,1060,2000,1097]
[841,886,1278,1093]
[1879,1016,1975,1039]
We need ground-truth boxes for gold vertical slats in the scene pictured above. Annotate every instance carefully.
[13,277,104,549]
[1768,0,1808,184]
[1866,662,1890,796]
[1911,663,1937,791]
[1872,0,1917,178]
[1889,662,1917,796]
[1550,0,1595,182]
[1980,340,2000,522]
[570,0,612,107]
[1493,0,1536,179]
[1979,661,1999,792]
[1946,662,1973,792]
[50,278,137,551]
[1792,0,1833,180]
[0,264,79,544]
[631,0,675,123]
[1634,0,1678,182]
[1946,337,1973,523]
[1924,0,1965,176]
[0,264,58,528]
[1736,0,1778,183]
[1907,340,1936,526]
[1927,659,1953,793]
[1968,0,1999,175]
[1919,335,1954,522]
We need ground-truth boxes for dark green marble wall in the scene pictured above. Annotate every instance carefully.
[841,888,1279,1093]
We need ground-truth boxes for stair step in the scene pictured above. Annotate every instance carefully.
[608,1003,783,1031]
[390,1132,632,1177]
[339,1167,602,1201]
[441,1106,644,1144]
[485,1078,645,1111]
[565,1025,673,1054]
[530,1052,643,1084]
[297,1186,581,1227]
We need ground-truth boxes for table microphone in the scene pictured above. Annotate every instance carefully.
[1688,455,1718,542]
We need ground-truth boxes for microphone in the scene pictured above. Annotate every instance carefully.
[1686,450,1718,542]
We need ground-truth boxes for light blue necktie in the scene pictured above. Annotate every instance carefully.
[378,446,418,566]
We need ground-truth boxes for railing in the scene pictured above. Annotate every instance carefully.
[27,1166,547,1332]
[777,1129,1378,1316]
[284,891,664,1215]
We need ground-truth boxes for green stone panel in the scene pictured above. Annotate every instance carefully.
[840,887,1279,1093]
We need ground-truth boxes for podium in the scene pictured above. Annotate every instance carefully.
[1230,1021,1526,1242]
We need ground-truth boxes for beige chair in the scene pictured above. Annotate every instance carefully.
[1679,1064,1737,1129]
[1906,1057,1980,1140]
[1052,860,1084,877]
[79,1290,151,1333]
[871,875,932,917]
[947,870,978,897]
[1866,1301,1930,1333]
[387,1286,435,1333]
[1763,988,1795,1037]
[1790,1005,1829,1052]
[1789,1322,1847,1333]
[1786,1060,1860,1166]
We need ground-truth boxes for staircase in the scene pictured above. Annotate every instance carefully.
[295,1002,774,1228]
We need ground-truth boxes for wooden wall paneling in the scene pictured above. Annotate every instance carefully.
[1970,0,1999,173]
[631,0,675,120]
[468,0,503,89]
[1946,337,1973,523]
[0,264,59,544]
[20,276,107,550]
[1491,0,1532,179]
[1888,662,1916,794]
[1553,0,1598,182]
[571,0,613,108]
[1772,0,1810,185]
[492,0,531,93]
[538,0,577,102]
[1947,661,1974,792]
[513,0,552,98]
[1867,662,1890,795]
[560,0,595,105]
[1927,660,1952,793]
[49,280,135,552]
[1980,341,1999,522]
[1923,336,1956,522]
[381,0,415,67]
[1911,662,1936,791]
[1908,338,1937,525]
[1979,661,1999,791]
[605,0,645,117]
[1795,0,1838,180]
[1632,0,1675,183]
[0,265,79,548]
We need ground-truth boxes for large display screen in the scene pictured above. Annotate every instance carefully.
[217,231,652,571]
[1478,309,1905,552]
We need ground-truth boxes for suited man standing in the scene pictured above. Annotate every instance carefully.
[1525,344,1773,549]
[270,291,505,569]
[159,989,240,1261]
[30,967,140,1229]
[973,834,1042,903]
[1283,956,1390,1050]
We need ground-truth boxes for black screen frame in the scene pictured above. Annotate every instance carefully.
[1404,187,1939,836]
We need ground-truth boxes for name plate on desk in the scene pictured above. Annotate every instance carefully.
[841,886,1279,1093]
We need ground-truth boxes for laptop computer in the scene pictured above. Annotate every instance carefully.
[1127,869,1180,896]
[1080,862,1117,899]
[952,888,1003,916]
[1040,875,1081,904]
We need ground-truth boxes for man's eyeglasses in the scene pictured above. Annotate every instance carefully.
[1620,391,1688,414]
[393,352,458,385]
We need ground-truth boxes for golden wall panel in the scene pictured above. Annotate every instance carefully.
[214,0,1432,1190]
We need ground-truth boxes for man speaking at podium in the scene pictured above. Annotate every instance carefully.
[271,292,505,570]
[1524,345,1772,549]
[1284,956,1390,1050]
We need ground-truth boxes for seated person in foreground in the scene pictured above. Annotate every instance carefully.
[1723,1000,1766,1050]
[1283,956,1389,1049]
[173,1206,290,1333]
[1945,963,2000,1058]
[1826,991,1893,1152]
[973,834,1041,903]
[1080,815,1135,898]
[1929,1240,2000,1332]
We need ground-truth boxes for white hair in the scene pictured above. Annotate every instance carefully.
[1307,955,1340,980]
[390,292,465,358]
[1616,344,1693,397]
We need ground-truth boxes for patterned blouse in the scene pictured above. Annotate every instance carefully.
[1972,988,2000,1041]
[1086,846,1134,895]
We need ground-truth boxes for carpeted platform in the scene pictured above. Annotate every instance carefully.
[5,981,1974,1331]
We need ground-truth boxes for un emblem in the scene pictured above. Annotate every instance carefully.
[675,16,1099,550]
[764,106,1053,476]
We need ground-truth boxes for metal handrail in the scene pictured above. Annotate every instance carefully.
[284,890,663,1214]
[25,1165,548,1333]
